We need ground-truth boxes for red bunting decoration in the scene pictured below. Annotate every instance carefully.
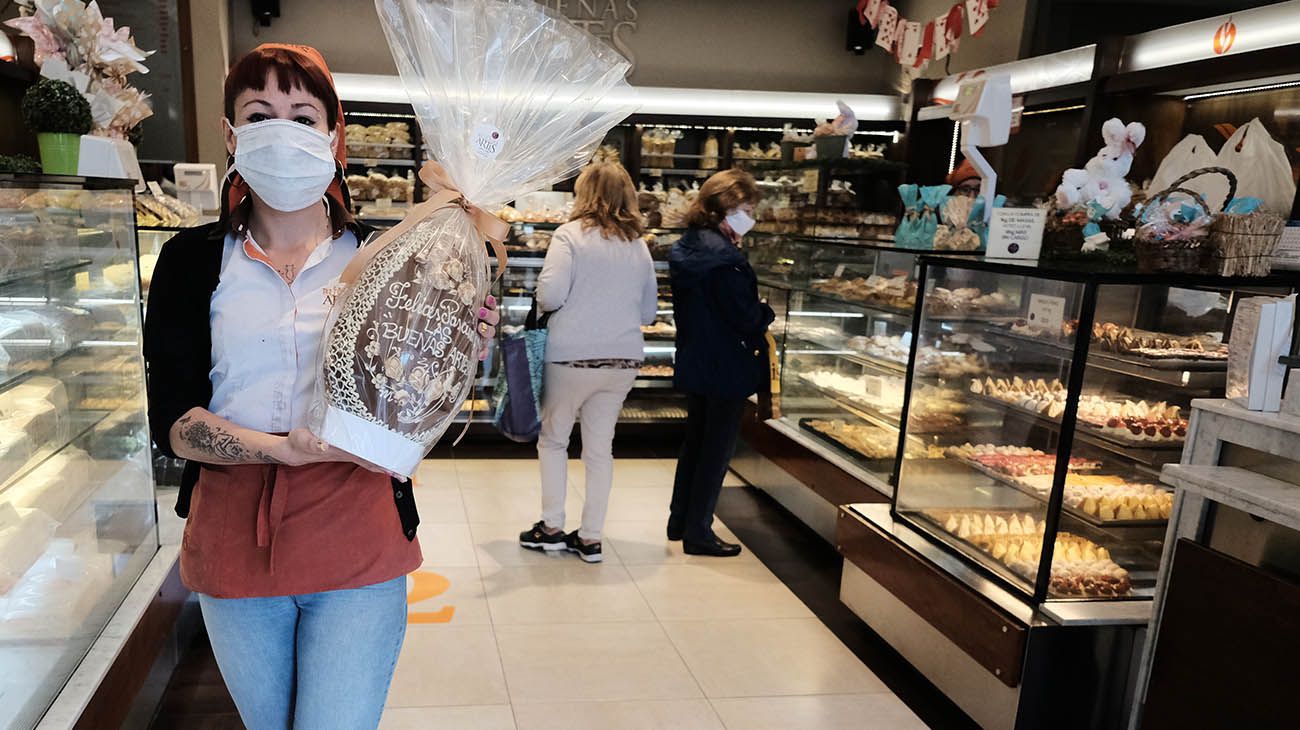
[851,0,996,69]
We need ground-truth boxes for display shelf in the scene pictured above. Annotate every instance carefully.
[742,157,907,174]
[640,167,713,177]
[796,416,903,473]
[791,376,901,432]
[785,332,907,375]
[348,158,416,168]
[0,258,94,289]
[951,455,1168,529]
[965,391,1183,468]
[985,329,1227,389]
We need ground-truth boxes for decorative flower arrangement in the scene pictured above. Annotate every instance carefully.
[5,0,154,140]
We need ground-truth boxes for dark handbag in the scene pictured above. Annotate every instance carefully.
[491,300,551,442]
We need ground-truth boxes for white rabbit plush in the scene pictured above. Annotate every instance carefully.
[1082,118,1146,219]
[1054,168,1089,209]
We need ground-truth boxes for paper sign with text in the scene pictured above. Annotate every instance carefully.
[1271,222,1300,270]
[1027,294,1067,337]
[987,208,1047,261]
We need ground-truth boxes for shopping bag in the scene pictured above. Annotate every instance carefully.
[310,0,636,476]
[492,302,550,442]
[1148,134,1223,208]
[1216,118,1297,216]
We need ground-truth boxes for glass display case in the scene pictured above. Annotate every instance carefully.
[495,226,686,424]
[0,174,157,730]
[752,235,995,492]
[892,258,1296,606]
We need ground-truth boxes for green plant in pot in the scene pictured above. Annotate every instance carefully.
[21,78,92,175]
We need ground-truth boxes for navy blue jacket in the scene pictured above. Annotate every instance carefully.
[669,226,775,399]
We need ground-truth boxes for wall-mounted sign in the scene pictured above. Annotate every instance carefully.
[1120,0,1300,73]
[537,0,638,71]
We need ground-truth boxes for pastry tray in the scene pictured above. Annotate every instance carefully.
[907,509,1138,599]
[798,417,900,472]
[953,455,1168,528]
[965,390,1186,453]
[990,328,1227,371]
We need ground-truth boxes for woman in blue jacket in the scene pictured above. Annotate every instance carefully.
[668,169,773,557]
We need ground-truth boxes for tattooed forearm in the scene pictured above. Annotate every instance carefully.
[175,415,282,464]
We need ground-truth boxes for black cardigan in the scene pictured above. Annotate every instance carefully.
[142,222,420,541]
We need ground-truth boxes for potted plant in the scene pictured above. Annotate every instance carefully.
[21,77,92,175]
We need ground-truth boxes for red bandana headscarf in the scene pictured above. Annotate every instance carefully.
[224,43,354,237]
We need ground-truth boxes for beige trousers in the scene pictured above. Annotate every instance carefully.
[537,363,637,541]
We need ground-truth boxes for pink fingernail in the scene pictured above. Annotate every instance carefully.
[486,295,496,306]
[479,307,487,318]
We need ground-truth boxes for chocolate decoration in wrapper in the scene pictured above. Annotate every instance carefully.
[310,0,637,476]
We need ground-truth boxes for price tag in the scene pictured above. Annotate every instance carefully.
[833,263,847,278]
[863,375,885,401]
[377,197,393,209]
[1271,222,1300,270]
[986,208,1047,262]
[147,181,165,197]
[1027,293,1066,336]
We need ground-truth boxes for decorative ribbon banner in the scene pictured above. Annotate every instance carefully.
[858,0,997,69]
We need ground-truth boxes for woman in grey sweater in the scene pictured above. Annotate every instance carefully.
[519,163,658,563]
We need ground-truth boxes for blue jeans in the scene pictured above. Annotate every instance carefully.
[198,576,408,730]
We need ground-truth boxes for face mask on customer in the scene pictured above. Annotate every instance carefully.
[226,118,337,212]
[725,208,756,237]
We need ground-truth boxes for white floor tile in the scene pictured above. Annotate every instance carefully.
[455,459,544,489]
[663,619,889,698]
[513,699,724,730]
[710,694,927,730]
[411,486,467,523]
[496,622,702,704]
[417,523,480,569]
[602,521,759,566]
[462,485,582,524]
[627,564,814,621]
[413,460,459,489]
[601,486,675,522]
[386,626,509,707]
[406,567,492,626]
[482,564,653,625]
[380,705,517,729]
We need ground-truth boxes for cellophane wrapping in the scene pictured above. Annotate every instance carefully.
[312,0,636,476]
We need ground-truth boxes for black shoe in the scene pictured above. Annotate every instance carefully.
[666,519,684,542]
[564,531,603,563]
[683,536,742,557]
[519,521,566,552]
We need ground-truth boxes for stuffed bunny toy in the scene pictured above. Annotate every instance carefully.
[1082,118,1146,219]
[1054,168,1089,209]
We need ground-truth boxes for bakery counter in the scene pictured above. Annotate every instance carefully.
[837,502,1148,730]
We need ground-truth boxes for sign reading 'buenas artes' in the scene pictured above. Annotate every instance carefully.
[536,0,638,71]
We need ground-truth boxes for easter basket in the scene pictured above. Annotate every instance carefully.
[1135,167,1236,274]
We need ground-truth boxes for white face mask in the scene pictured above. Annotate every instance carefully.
[725,208,756,237]
[227,118,337,213]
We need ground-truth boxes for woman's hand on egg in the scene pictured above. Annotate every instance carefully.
[477,294,499,360]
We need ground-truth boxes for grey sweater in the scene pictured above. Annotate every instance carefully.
[535,220,658,362]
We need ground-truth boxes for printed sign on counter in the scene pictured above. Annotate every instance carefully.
[1027,293,1066,338]
[986,208,1047,262]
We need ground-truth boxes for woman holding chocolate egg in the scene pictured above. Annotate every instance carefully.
[142,44,498,729]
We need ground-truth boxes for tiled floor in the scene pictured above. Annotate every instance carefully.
[150,456,951,729]
[376,458,926,729]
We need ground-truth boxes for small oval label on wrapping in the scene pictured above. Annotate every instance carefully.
[471,123,504,160]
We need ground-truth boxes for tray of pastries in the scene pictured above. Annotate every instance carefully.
[969,376,1188,447]
[801,418,942,464]
[925,287,1017,317]
[922,508,1132,597]
[1003,319,1227,368]
[811,274,916,312]
[1016,474,1173,525]
[945,443,1102,477]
